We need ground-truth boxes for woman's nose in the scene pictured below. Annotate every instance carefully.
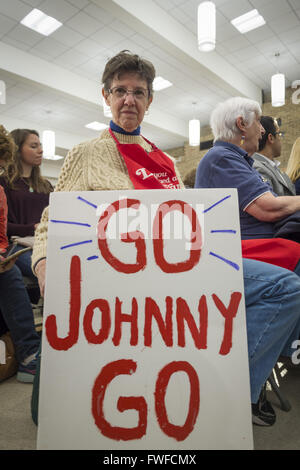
[123,92,135,105]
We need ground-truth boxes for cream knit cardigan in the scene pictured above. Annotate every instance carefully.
[32,128,184,270]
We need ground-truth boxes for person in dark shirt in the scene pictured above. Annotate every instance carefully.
[0,125,40,382]
[0,129,53,280]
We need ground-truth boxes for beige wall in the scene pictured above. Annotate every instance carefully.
[167,85,300,182]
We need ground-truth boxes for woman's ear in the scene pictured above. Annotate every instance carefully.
[102,87,110,106]
[147,95,153,110]
[236,116,246,133]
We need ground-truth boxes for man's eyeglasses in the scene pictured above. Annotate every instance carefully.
[108,87,149,100]
[274,131,285,138]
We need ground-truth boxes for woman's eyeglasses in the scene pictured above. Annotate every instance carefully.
[108,87,149,100]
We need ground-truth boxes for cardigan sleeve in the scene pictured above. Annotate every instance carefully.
[32,143,85,271]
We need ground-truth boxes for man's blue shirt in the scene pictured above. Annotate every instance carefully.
[194,140,277,239]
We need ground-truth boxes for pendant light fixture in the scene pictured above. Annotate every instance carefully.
[0,80,6,104]
[271,53,285,107]
[197,1,216,52]
[189,103,200,147]
[42,130,55,159]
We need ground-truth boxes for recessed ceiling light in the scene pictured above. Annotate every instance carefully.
[85,121,108,131]
[231,9,265,34]
[153,77,173,91]
[44,155,64,160]
[20,8,62,36]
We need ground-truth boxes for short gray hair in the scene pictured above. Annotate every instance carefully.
[210,97,262,142]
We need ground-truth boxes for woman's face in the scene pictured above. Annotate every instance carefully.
[244,114,265,155]
[103,72,153,132]
[21,133,43,167]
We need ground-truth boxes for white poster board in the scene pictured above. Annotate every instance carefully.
[37,189,253,450]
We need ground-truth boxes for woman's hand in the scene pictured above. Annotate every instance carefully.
[35,258,46,297]
[0,255,16,273]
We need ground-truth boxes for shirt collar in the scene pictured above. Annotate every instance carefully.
[255,152,278,168]
[110,120,141,135]
[214,140,254,166]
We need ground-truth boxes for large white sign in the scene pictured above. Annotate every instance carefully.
[37,189,253,450]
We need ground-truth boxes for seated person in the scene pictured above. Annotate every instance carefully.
[195,97,300,246]
[0,129,53,286]
[252,116,295,196]
[32,51,300,426]
[183,167,197,188]
[0,125,40,382]
[286,137,300,196]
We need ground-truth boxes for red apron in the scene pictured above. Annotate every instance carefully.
[242,238,300,272]
[109,128,180,190]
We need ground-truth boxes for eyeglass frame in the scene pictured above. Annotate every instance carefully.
[273,131,285,138]
[108,86,150,100]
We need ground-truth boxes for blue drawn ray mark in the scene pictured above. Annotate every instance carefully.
[211,229,236,234]
[209,251,240,271]
[203,195,231,213]
[77,196,97,209]
[50,219,91,227]
[87,255,99,261]
[60,240,93,250]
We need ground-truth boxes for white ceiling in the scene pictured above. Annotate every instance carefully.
[0,0,300,163]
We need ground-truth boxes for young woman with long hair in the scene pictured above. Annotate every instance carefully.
[0,125,40,382]
[0,129,53,281]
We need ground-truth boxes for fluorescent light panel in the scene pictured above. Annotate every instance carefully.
[231,9,265,34]
[20,8,62,36]
[153,77,173,91]
[85,121,108,131]
[44,155,64,160]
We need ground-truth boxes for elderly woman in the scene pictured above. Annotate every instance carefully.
[286,137,300,195]
[32,52,300,427]
[32,51,183,292]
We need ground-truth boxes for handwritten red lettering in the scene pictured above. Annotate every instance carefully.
[144,297,173,347]
[153,200,202,273]
[112,297,138,346]
[45,257,241,354]
[92,360,147,440]
[45,255,81,351]
[83,299,111,344]
[176,295,208,349]
[212,292,242,355]
[155,361,200,441]
[97,199,147,273]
